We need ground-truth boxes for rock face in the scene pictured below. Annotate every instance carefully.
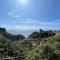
[0,27,25,40]
[28,29,56,39]
[0,27,6,33]
[11,35,25,40]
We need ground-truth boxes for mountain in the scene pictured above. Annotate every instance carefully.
[7,30,35,37]
[28,29,56,39]
[0,27,25,41]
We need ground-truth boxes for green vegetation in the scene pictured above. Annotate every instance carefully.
[0,27,60,60]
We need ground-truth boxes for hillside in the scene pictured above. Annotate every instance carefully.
[0,27,60,60]
[0,27,25,41]
[28,29,56,39]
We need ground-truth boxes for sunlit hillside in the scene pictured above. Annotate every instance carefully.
[0,27,60,60]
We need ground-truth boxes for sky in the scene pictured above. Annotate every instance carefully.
[0,0,60,37]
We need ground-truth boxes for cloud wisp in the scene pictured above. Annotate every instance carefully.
[0,18,60,31]
[0,20,59,31]
[8,9,20,18]
[8,12,13,15]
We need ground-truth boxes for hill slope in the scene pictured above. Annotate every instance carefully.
[0,27,25,41]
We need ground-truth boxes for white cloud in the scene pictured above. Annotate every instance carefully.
[8,12,13,15]
[17,18,39,24]
[26,18,38,23]
[8,10,20,18]
[15,15,20,18]
[0,19,59,31]
[12,18,59,25]
[0,24,47,30]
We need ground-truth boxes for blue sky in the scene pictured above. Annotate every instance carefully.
[0,0,60,36]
